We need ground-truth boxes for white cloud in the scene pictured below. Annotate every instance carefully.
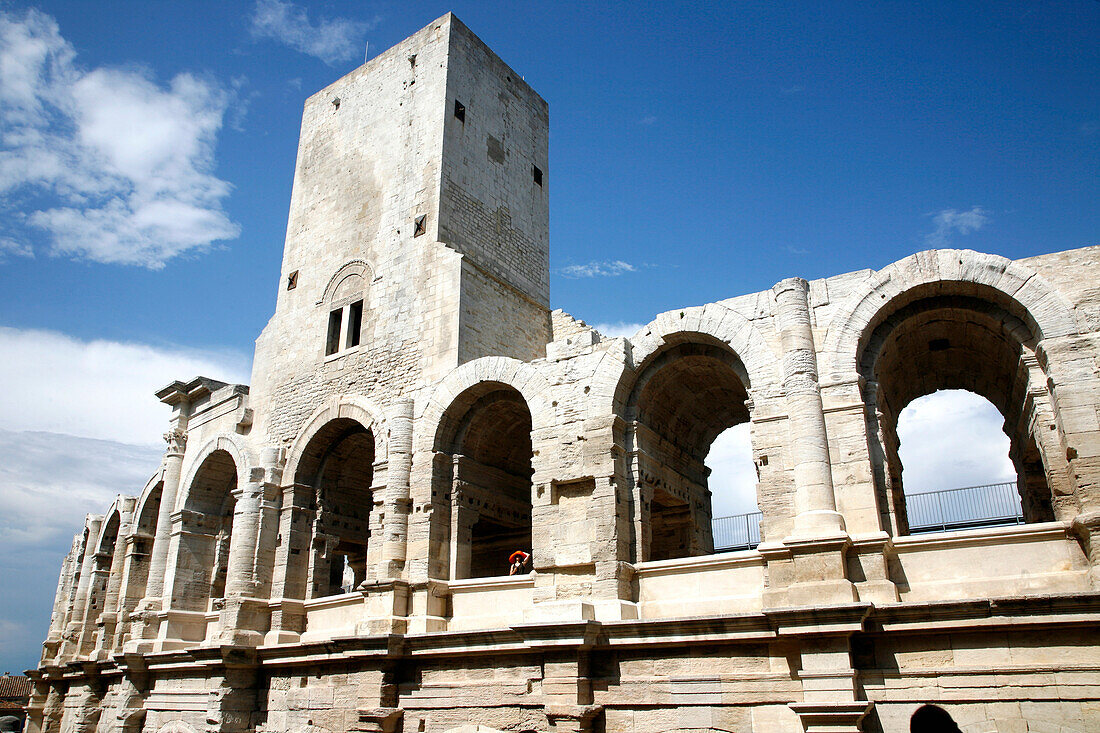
[897,389,1015,493]
[250,0,374,65]
[591,321,645,338]
[0,327,251,446]
[0,8,239,267]
[925,206,989,247]
[559,260,637,278]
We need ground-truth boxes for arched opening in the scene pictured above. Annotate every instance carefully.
[859,290,1057,535]
[293,418,375,598]
[707,424,762,550]
[624,339,753,561]
[179,450,237,611]
[117,483,161,646]
[434,382,533,579]
[87,513,121,628]
[897,390,1023,532]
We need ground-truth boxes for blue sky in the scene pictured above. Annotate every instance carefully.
[0,0,1096,673]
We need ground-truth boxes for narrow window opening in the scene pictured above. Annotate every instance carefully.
[532,165,543,187]
[414,215,426,237]
[453,99,465,122]
[325,309,343,356]
[346,300,363,348]
[286,270,298,290]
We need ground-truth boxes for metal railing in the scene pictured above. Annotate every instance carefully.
[712,511,762,551]
[709,481,1024,549]
[906,481,1023,533]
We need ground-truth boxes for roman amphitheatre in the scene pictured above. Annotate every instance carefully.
[29,13,1100,733]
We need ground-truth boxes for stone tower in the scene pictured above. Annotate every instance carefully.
[249,14,550,444]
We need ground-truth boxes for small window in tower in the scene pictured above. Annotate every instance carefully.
[454,99,465,122]
[414,215,426,237]
[533,165,543,187]
[325,309,343,356]
[346,300,363,348]
[287,270,298,290]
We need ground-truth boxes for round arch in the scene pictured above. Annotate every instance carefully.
[284,394,388,484]
[317,259,375,306]
[417,356,556,454]
[95,501,126,555]
[615,333,758,561]
[607,302,780,416]
[822,248,1078,382]
[176,434,251,514]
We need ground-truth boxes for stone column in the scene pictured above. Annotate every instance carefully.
[60,515,102,659]
[218,474,267,646]
[95,501,133,657]
[382,399,414,578]
[772,277,845,537]
[143,428,187,600]
[449,483,477,580]
[42,537,80,662]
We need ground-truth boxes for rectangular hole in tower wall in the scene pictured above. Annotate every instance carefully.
[533,165,543,187]
[326,309,343,356]
[454,99,465,122]
[346,300,363,348]
[414,215,426,237]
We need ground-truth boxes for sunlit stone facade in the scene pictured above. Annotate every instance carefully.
[29,13,1100,733]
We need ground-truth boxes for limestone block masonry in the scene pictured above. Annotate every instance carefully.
[28,13,1100,733]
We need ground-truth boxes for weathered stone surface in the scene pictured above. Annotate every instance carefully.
[28,12,1100,733]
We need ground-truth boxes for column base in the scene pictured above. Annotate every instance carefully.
[760,535,857,608]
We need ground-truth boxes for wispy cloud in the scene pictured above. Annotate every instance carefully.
[0,8,239,267]
[591,321,645,338]
[780,85,804,95]
[1081,121,1099,136]
[250,0,374,65]
[924,206,989,247]
[559,260,637,278]
[638,115,657,126]
[0,236,33,260]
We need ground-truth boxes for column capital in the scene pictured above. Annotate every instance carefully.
[162,428,187,456]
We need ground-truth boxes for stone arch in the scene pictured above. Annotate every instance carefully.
[133,472,164,537]
[173,441,246,614]
[822,248,1078,382]
[827,250,1079,534]
[421,358,550,580]
[155,722,197,733]
[95,502,125,556]
[610,301,781,414]
[284,394,388,484]
[615,329,760,561]
[317,259,375,306]
[417,356,556,454]
[176,434,251,514]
